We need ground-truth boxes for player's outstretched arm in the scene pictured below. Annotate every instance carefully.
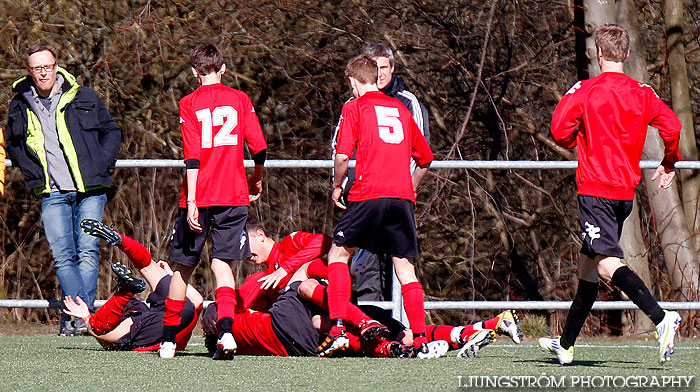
[63,295,90,320]
[651,164,676,189]
[258,268,288,290]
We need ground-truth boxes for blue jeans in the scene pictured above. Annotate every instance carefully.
[41,190,107,310]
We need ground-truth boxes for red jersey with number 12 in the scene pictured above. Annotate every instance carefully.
[178,83,267,207]
[336,91,433,203]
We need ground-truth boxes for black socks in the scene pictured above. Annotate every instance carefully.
[560,279,598,350]
[216,317,234,339]
[611,266,665,325]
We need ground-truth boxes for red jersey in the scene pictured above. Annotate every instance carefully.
[236,232,331,312]
[264,232,332,276]
[335,91,433,203]
[178,83,267,207]
[551,72,681,200]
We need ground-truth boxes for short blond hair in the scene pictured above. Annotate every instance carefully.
[595,24,629,62]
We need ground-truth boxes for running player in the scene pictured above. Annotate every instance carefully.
[540,24,683,365]
[63,220,203,352]
[163,43,267,359]
[323,55,434,357]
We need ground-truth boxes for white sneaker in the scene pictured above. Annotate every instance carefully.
[159,341,176,359]
[495,310,524,344]
[316,331,350,357]
[538,337,573,365]
[456,329,496,359]
[656,310,682,365]
[215,332,237,360]
[415,340,450,359]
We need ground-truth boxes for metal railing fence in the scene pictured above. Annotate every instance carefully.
[2,159,699,324]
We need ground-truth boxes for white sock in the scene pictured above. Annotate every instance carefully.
[451,327,465,344]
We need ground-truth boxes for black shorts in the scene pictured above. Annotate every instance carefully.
[577,195,633,259]
[333,198,418,259]
[169,206,251,267]
[269,281,323,357]
[109,276,196,350]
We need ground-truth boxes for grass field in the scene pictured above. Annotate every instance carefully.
[0,333,698,392]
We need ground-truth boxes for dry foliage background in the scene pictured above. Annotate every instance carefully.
[0,1,699,335]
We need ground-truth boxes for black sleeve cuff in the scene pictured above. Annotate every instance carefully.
[252,149,267,165]
[185,159,200,169]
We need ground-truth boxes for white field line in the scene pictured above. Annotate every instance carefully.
[495,342,700,350]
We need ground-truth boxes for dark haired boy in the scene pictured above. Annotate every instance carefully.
[161,43,267,359]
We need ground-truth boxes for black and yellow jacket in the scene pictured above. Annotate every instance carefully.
[5,68,121,193]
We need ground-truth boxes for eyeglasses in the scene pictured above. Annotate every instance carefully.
[29,63,56,74]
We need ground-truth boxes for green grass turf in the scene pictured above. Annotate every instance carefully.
[0,335,698,391]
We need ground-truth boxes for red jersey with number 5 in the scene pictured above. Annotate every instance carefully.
[178,83,267,207]
[335,91,433,203]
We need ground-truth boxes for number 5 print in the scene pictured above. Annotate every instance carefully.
[375,106,404,144]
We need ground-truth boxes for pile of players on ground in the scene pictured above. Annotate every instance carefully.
[65,219,523,359]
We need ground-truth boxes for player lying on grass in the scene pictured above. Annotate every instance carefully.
[62,220,203,353]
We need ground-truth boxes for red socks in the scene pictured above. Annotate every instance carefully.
[89,290,133,334]
[425,324,479,349]
[163,296,185,327]
[310,284,370,327]
[402,282,427,347]
[215,286,237,323]
[483,315,500,330]
[426,325,453,344]
[306,258,328,279]
[118,235,152,269]
[327,263,350,321]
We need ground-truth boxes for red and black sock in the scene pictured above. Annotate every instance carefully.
[215,286,237,334]
[118,235,152,269]
[425,324,473,349]
[89,290,133,334]
[163,296,185,343]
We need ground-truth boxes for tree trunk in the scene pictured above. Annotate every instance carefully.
[618,0,700,301]
[665,0,700,236]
